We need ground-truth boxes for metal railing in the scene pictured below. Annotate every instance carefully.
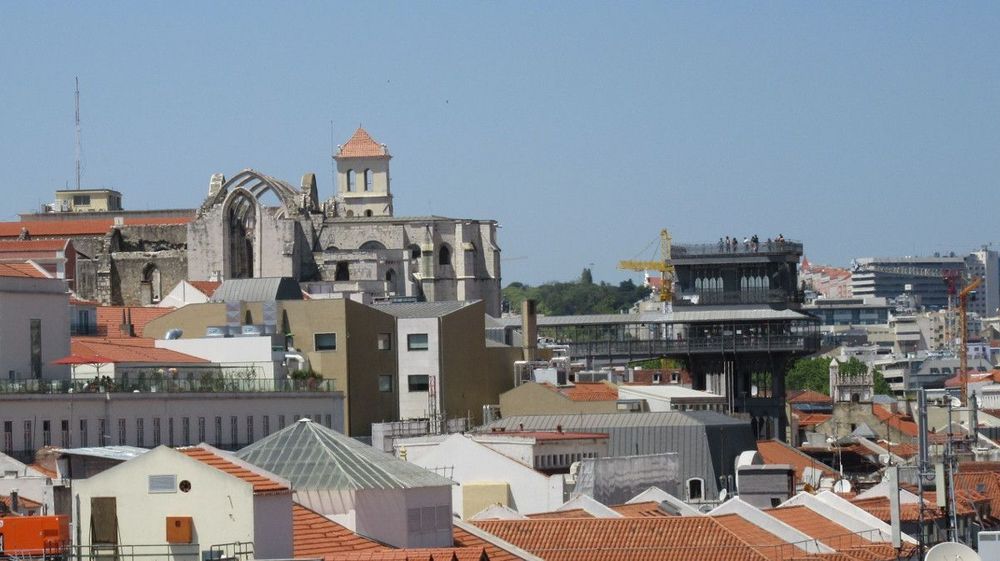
[0,376,335,395]
[71,543,200,561]
[678,289,804,306]
[673,240,803,257]
[562,334,821,359]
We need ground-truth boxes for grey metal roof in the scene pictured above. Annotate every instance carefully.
[209,277,303,303]
[491,308,814,328]
[374,300,477,319]
[483,411,753,500]
[236,418,454,491]
[58,446,149,461]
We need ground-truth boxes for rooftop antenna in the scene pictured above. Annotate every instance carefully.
[330,120,336,192]
[75,76,82,190]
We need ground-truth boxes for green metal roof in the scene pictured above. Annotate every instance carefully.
[235,418,454,491]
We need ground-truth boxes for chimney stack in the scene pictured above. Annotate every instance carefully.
[521,299,538,361]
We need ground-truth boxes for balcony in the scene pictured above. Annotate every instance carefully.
[561,333,821,359]
[679,289,804,306]
[672,240,804,259]
[0,375,335,395]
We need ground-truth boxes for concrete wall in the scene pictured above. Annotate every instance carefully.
[343,300,399,435]
[156,336,281,379]
[354,485,453,548]
[0,276,70,381]
[397,317,440,420]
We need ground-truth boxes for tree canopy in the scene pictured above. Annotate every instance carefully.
[502,269,651,316]
[785,356,893,396]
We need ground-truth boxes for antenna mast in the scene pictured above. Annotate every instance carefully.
[330,121,336,192]
[75,77,82,190]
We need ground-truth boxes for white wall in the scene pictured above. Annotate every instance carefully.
[0,276,70,381]
[253,492,293,558]
[0,392,344,457]
[355,485,453,548]
[73,447,262,554]
[0,454,55,513]
[409,434,564,517]
[396,317,440,419]
[157,336,281,379]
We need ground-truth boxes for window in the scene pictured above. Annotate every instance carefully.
[379,375,393,392]
[315,333,337,351]
[686,478,704,501]
[198,417,206,443]
[118,418,127,445]
[324,414,332,428]
[182,417,191,446]
[364,169,373,191]
[99,418,107,446]
[73,194,91,205]
[438,245,451,266]
[23,421,32,451]
[230,416,238,446]
[214,417,223,447]
[408,375,430,392]
[365,209,373,217]
[407,333,429,351]
[148,474,176,494]
[61,420,70,447]
[152,418,161,447]
[278,415,286,430]
[346,169,355,192]
[262,416,270,436]
[247,416,254,443]
[30,319,41,379]
[377,333,392,350]
[42,420,51,446]
[335,262,350,281]
[136,418,145,447]
[167,418,175,447]
[4,421,12,454]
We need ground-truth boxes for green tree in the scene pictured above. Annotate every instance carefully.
[581,268,594,285]
[872,368,892,395]
[501,275,651,316]
[786,357,832,394]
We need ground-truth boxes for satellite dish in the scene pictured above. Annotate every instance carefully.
[718,488,728,502]
[833,479,852,494]
[925,541,981,561]
[751,385,759,397]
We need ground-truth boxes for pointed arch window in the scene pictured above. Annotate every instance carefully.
[439,245,452,267]
[364,169,373,191]
[346,169,356,192]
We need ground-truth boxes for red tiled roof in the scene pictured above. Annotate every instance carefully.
[471,517,776,561]
[327,550,485,561]
[0,262,50,278]
[954,471,1000,519]
[187,280,221,297]
[526,509,594,520]
[453,525,526,561]
[876,441,917,459]
[179,447,289,495]
[766,505,875,550]
[0,493,43,512]
[959,461,1000,473]
[292,503,385,558]
[71,337,207,364]
[0,216,192,238]
[756,440,838,484]
[849,497,944,522]
[0,239,71,252]
[609,502,673,518]
[543,382,619,402]
[788,390,832,404]
[793,413,832,428]
[95,306,175,337]
[870,405,919,438]
[338,128,389,158]
[27,463,57,478]
[711,513,802,561]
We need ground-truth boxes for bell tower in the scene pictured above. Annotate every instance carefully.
[334,127,393,217]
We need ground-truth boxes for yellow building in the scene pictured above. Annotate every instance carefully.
[54,188,123,212]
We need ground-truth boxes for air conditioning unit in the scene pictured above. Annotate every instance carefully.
[241,325,263,336]
[205,326,227,338]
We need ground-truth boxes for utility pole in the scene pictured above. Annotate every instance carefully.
[75,77,82,190]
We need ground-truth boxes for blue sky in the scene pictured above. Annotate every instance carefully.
[2,3,998,285]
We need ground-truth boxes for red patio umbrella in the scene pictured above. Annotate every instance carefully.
[52,353,118,380]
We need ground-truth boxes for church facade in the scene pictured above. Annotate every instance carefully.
[10,129,503,315]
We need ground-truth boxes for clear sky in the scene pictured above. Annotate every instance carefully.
[2,3,998,285]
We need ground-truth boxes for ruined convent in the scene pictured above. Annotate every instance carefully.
[3,128,502,315]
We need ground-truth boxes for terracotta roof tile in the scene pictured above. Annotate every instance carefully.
[0,239,71,252]
[337,128,389,158]
[793,413,832,428]
[526,508,594,519]
[179,447,289,495]
[0,216,192,238]
[711,513,805,561]
[954,471,1000,519]
[95,306,175,337]
[328,550,485,561]
[453,525,527,561]
[292,503,385,558]
[188,280,221,297]
[765,505,877,551]
[471,517,774,561]
[848,497,944,522]
[0,262,50,278]
[27,463,57,478]
[543,382,619,402]
[756,440,838,484]
[0,493,44,512]
[788,390,832,404]
[870,405,919,438]
[71,337,207,364]
[608,501,674,518]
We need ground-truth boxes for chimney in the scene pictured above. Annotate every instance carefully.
[119,308,134,337]
[10,490,19,513]
[556,424,563,433]
[521,299,538,361]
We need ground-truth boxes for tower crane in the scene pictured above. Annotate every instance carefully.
[619,228,675,312]
[960,276,983,406]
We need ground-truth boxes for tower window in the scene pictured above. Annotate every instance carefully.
[439,245,452,266]
[346,169,355,192]
[365,209,373,217]
[364,169,373,191]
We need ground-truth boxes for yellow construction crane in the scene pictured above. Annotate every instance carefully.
[619,228,675,308]
[960,275,983,406]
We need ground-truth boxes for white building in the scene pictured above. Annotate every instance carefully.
[0,451,56,514]
[399,433,568,518]
[966,247,1000,319]
[616,385,728,412]
[72,445,292,559]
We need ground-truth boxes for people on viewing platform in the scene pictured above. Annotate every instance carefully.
[712,234,788,253]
